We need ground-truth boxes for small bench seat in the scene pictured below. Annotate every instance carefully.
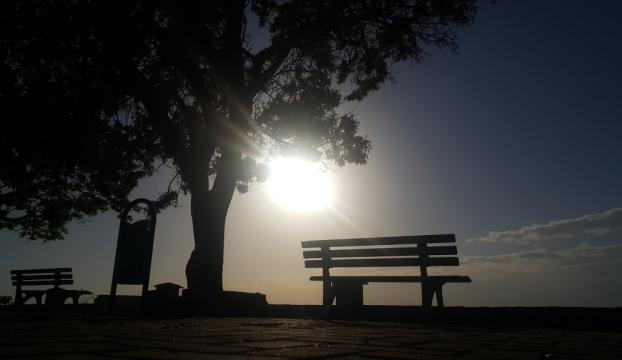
[11,268,91,305]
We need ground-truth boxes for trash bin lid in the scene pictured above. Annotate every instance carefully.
[154,282,183,290]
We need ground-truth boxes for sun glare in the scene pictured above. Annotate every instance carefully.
[267,158,332,211]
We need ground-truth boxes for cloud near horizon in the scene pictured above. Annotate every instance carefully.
[467,207,622,245]
[461,207,622,272]
[463,242,622,268]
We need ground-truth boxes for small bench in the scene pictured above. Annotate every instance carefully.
[11,268,91,306]
[302,234,471,308]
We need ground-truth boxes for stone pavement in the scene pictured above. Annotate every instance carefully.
[1,313,621,359]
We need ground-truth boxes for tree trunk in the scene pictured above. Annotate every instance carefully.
[184,154,239,298]
[185,189,226,297]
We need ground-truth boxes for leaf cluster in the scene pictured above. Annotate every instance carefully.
[1,0,478,239]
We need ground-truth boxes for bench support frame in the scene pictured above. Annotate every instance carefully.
[303,235,471,308]
[10,268,91,306]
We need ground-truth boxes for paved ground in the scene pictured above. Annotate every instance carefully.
[1,313,621,359]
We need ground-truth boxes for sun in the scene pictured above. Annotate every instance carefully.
[266,158,332,211]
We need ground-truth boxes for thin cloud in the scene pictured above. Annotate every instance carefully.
[463,248,560,265]
[468,207,622,245]
[558,242,622,263]
[463,243,622,267]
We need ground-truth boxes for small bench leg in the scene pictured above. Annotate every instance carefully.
[322,280,335,306]
[15,287,25,306]
[434,283,444,307]
[422,283,434,307]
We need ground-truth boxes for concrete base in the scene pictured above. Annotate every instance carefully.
[180,290,268,316]
[94,291,268,317]
[94,295,142,315]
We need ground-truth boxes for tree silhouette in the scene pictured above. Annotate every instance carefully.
[1,0,478,297]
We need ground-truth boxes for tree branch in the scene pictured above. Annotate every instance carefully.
[248,39,295,96]
[120,63,199,186]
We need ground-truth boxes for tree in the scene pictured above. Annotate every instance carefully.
[1,0,478,298]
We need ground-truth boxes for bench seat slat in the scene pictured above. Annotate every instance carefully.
[12,280,74,286]
[11,274,73,281]
[305,257,459,268]
[10,268,72,275]
[303,246,457,259]
[301,234,455,248]
[309,275,472,283]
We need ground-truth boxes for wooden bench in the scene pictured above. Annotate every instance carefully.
[302,234,471,308]
[10,268,91,306]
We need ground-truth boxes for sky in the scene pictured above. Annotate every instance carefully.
[2,0,622,307]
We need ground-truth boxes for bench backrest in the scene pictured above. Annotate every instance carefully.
[11,268,73,288]
[302,234,460,276]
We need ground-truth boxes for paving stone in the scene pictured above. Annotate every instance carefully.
[555,342,622,357]
[247,344,367,358]
[14,355,133,360]
[362,348,461,360]
[0,335,63,345]
[1,314,620,359]
[367,336,435,347]
[98,338,247,354]
[415,341,486,353]
[236,339,314,349]
[549,355,622,360]
[330,357,387,360]
[467,349,545,360]
[114,333,247,345]
[295,335,378,346]
[1,342,129,357]
[489,344,557,354]
[107,349,277,360]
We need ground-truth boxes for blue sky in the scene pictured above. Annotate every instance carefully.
[2,0,621,306]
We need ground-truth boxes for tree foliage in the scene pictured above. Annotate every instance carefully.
[1,0,478,242]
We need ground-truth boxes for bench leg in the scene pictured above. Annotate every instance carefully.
[15,289,24,306]
[333,280,364,308]
[422,283,434,307]
[422,282,444,307]
[434,283,444,307]
[322,280,335,306]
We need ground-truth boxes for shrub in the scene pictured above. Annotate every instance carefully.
[0,296,13,305]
